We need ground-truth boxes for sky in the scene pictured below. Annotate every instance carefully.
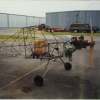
[0,0,100,17]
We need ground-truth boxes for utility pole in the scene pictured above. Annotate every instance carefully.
[90,17,94,42]
[23,28,27,58]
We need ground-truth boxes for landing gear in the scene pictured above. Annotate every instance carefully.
[64,62,72,70]
[34,75,44,87]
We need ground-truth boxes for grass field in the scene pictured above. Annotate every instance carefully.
[0,31,100,41]
[46,32,100,36]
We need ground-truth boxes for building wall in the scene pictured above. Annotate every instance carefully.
[9,14,27,27]
[0,13,8,27]
[46,11,100,29]
[0,13,45,28]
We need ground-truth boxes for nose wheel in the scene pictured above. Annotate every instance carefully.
[64,62,72,70]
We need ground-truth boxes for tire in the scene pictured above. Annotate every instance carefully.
[64,62,72,70]
[34,75,44,87]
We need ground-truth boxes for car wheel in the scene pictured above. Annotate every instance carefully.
[34,75,44,87]
[64,62,72,70]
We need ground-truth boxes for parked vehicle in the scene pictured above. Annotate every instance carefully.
[69,23,100,33]
[51,27,65,32]
[69,24,91,33]
[38,24,52,32]
[38,24,46,30]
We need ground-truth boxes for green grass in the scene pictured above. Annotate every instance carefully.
[45,31,100,36]
[0,32,100,42]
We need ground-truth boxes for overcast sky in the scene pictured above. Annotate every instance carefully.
[0,0,100,17]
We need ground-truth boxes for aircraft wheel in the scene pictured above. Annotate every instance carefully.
[64,62,72,70]
[34,75,44,87]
